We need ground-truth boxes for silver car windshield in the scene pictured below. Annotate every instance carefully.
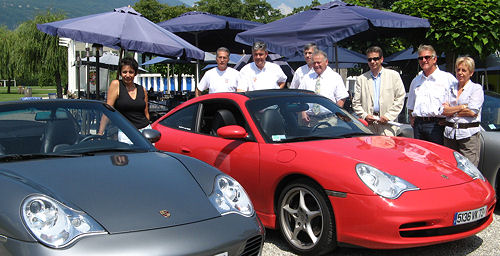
[0,101,153,157]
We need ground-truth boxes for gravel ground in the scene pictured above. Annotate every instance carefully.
[262,209,499,256]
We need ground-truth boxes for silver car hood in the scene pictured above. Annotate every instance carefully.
[1,152,221,234]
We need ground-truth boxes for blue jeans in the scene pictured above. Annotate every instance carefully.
[413,119,444,145]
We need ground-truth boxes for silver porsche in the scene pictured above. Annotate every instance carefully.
[0,99,264,256]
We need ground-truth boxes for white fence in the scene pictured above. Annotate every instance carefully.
[135,74,195,93]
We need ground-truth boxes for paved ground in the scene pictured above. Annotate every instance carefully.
[262,208,499,256]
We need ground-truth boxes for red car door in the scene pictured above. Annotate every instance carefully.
[154,103,262,210]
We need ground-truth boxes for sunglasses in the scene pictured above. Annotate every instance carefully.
[367,57,381,62]
[417,55,434,61]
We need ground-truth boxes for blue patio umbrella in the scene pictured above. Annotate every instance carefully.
[142,52,242,66]
[385,47,445,62]
[37,7,204,60]
[286,46,366,64]
[236,0,430,64]
[37,6,204,96]
[157,11,262,53]
[157,11,262,86]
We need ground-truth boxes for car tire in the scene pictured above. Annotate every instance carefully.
[277,179,336,255]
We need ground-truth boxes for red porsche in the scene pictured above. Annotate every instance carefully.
[152,90,496,255]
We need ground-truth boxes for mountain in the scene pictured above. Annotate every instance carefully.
[181,0,329,15]
[0,0,185,30]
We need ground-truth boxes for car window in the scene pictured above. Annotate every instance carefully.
[247,95,372,143]
[0,101,153,157]
[481,92,500,131]
[158,103,198,132]
[198,101,253,139]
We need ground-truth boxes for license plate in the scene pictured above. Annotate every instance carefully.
[453,206,487,225]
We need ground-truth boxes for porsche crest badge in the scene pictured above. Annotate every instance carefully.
[441,174,449,179]
[159,210,171,218]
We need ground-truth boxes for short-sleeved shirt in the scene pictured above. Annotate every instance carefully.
[289,64,312,89]
[237,62,287,91]
[298,66,349,103]
[444,80,484,140]
[198,67,239,93]
[407,68,457,117]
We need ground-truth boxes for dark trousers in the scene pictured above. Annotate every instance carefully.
[413,119,444,145]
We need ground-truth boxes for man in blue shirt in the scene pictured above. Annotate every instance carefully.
[352,46,406,136]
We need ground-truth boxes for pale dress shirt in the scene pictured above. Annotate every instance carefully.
[289,64,312,89]
[299,66,348,103]
[299,67,349,115]
[444,80,483,140]
[237,62,287,91]
[371,71,382,112]
[198,67,239,93]
[408,68,457,117]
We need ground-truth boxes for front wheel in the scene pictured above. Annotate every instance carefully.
[278,179,336,255]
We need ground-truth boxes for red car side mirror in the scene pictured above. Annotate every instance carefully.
[217,125,248,139]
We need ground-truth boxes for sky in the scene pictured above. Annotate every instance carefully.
[182,0,331,15]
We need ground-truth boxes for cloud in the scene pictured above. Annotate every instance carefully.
[277,3,293,15]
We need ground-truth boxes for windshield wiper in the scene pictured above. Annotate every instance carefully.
[278,135,343,143]
[77,148,152,155]
[0,153,82,162]
[339,132,373,138]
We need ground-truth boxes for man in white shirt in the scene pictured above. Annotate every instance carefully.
[299,50,349,126]
[352,46,406,136]
[289,43,317,89]
[195,47,239,97]
[237,41,287,92]
[299,50,348,106]
[407,44,457,145]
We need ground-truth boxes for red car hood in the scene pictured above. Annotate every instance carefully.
[286,136,472,190]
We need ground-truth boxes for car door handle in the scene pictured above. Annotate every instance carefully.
[180,147,191,154]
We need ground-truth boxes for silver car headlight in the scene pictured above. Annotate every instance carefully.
[209,175,254,217]
[21,195,106,248]
[356,163,419,199]
[454,151,485,181]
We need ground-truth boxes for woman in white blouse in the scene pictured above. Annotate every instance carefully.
[442,56,484,166]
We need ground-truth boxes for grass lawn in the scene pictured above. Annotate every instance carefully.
[0,86,57,102]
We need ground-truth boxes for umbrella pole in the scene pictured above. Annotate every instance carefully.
[334,43,339,72]
[95,45,101,100]
[116,48,124,80]
[194,32,200,91]
[86,43,90,99]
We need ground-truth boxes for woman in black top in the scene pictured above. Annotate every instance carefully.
[99,57,150,140]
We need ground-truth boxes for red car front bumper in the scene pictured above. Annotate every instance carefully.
[330,179,496,249]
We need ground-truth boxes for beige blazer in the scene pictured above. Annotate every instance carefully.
[352,68,406,135]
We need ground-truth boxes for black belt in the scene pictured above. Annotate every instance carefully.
[445,122,480,129]
[415,116,445,122]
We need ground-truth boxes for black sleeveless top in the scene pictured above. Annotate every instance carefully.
[114,80,150,129]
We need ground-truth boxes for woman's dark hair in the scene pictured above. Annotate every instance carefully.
[119,56,139,74]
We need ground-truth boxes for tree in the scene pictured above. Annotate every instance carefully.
[346,0,398,10]
[241,0,283,23]
[392,0,500,71]
[134,0,193,23]
[195,0,243,18]
[289,0,320,15]
[0,26,16,93]
[15,11,68,97]
[195,0,283,23]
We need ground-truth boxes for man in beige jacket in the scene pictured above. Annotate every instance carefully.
[352,46,406,136]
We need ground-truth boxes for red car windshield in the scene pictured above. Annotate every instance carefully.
[246,95,372,143]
